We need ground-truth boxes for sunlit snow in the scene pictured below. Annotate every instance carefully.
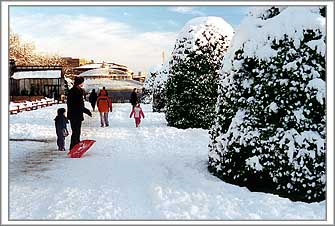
[9,103,325,220]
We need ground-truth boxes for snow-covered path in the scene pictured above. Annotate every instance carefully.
[9,103,325,220]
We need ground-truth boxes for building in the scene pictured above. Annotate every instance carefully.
[78,63,142,103]
[73,62,133,79]
[62,57,94,68]
[61,57,94,78]
[10,65,65,100]
[132,71,147,83]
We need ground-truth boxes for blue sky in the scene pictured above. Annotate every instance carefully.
[10,6,248,72]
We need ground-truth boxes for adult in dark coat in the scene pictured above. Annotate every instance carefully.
[67,76,92,150]
[130,88,138,109]
[88,89,98,111]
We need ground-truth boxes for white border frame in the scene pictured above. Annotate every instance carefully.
[1,1,334,225]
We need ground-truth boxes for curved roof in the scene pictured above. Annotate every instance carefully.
[84,78,142,91]
[75,64,102,69]
[79,68,129,77]
[80,68,108,77]
[75,63,133,73]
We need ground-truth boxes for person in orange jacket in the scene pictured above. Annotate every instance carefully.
[130,103,145,128]
[97,89,112,127]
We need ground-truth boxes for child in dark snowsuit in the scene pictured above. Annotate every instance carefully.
[129,103,145,127]
[54,108,69,151]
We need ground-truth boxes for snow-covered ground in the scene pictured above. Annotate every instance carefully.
[9,103,325,220]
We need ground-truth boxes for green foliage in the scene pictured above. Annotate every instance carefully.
[260,6,282,20]
[209,22,326,202]
[152,86,167,112]
[141,71,158,104]
[166,31,229,129]
[152,65,169,112]
[319,6,326,17]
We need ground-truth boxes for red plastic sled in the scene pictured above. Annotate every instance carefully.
[68,140,96,158]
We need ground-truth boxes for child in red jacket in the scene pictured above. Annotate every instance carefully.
[130,103,145,127]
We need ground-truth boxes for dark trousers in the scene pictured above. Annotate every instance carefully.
[70,119,82,150]
[56,133,65,150]
[90,102,96,111]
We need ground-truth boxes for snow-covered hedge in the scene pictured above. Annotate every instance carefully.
[142,62,169,112]
[165,17,234,129]
[141,65,161,104]
[152,63,169,112]
[208,6,326,202]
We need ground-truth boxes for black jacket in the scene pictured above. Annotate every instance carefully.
[55,115,68,135]
[67,86,91,121]
[130,92,138,105]
[89,91,98,104]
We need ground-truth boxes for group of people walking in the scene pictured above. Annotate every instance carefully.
[54,76,145,151]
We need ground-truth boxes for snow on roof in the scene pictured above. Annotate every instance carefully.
[79,68,128,77]
[75,64,103,69]
[80,68,109,77]
[76,63,132,71]
[84,78,142,91]
[12,70,61,79]
[223,7,325,71]
[110,63,128,69]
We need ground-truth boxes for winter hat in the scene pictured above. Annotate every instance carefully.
[57,108,66,115]
[74,76,84,86]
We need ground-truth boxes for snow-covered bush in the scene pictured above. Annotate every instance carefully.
[165,17,234,129]
[208,6,326,202]
[141,65,161,104]
[152,63,169,112]
[139,62,169,112]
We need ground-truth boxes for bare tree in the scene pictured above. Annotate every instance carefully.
[9,31,64,67]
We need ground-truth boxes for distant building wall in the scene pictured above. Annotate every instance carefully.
[86,88,142,103]
[79,58,94,66]
[132,71,146,83]
[10,65,64,100]
[107,90,142,103]
[62,57,80,68]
